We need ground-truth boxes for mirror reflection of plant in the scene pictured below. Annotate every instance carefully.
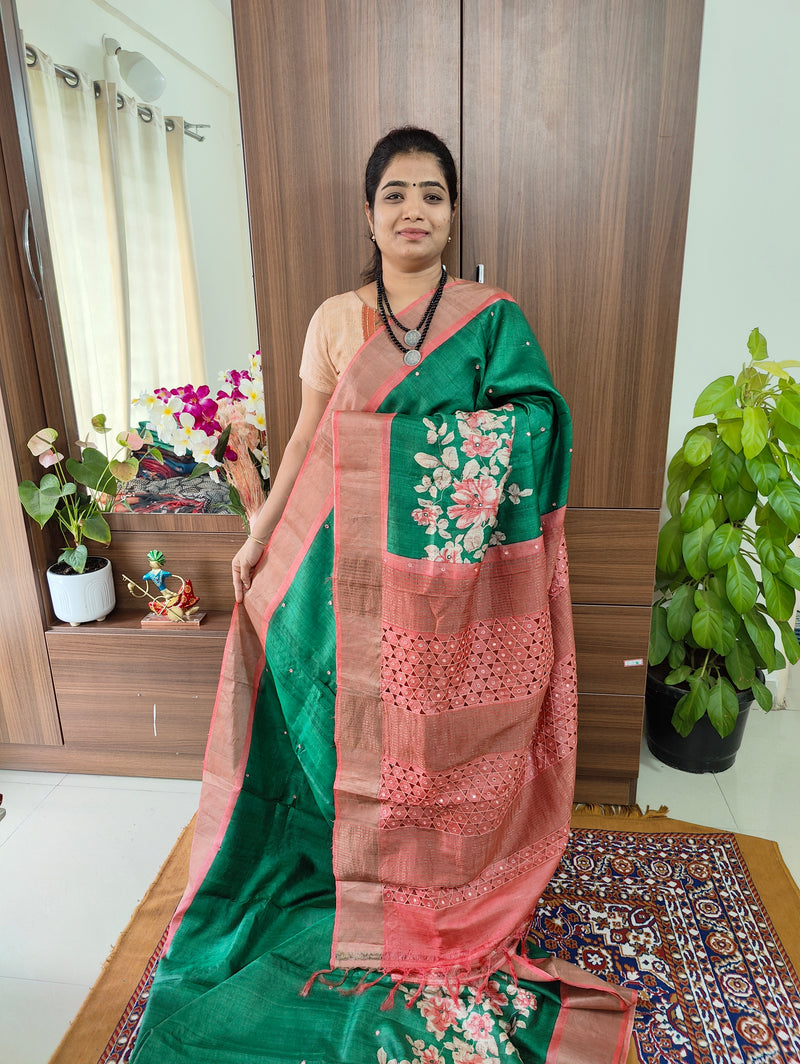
[18,414,160,574]
[650,328,800,739]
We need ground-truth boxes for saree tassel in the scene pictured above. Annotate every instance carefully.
[380,976,404,1012]
[404,983,425,1010]
[300,967,334,997]
[341,971,386,997]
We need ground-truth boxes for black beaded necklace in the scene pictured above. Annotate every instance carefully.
[376,266,447,367]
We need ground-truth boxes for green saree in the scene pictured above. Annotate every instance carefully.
[130,281,636,1063]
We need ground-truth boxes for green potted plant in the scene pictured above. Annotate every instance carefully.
[18,414,159,624]
[646,327,800,771]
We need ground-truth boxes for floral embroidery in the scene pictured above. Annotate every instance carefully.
[376,980,539,1064]
[412,408,532,563]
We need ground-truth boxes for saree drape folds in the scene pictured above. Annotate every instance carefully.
[131,282,635,1063]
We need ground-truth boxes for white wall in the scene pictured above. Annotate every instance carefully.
[14,0,258,387]
[667,0,800,467]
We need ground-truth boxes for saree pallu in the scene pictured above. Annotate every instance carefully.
[131,281,636,1063]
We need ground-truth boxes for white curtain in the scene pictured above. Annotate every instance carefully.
[25,45,205,437]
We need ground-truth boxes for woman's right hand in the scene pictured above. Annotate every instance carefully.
[232,536,267,603]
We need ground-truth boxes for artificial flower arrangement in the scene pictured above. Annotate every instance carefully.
[18,415,158,574]
[131,352,269,526]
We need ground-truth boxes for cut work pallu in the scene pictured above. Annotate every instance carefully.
[130,281,636,1063]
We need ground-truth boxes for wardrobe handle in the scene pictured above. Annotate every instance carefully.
[475,264,485,284]
[22,208,43,300]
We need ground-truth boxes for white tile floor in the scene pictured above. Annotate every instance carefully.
[1,708,798,1064]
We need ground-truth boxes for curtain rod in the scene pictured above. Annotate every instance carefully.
[24,45,207,143]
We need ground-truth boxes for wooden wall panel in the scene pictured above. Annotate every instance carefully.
[573,606,650,696]
[232,0,461,469]
[565,507,659,605]
[104,530,246,613]
[462,0,703,509]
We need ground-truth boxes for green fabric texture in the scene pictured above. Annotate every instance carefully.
[130,297,574,1063]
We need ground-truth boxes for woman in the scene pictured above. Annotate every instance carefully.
[131,128,636,1063]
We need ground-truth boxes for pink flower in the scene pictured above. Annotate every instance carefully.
[483,980,509,1015]
[464,1012,494,1041]
[412,504,442,528]
[461,433,499,458]
[419,993,461,1039]
[38,450,63,467]
[512,988,538,1011]
[419,1049,445,1064]
[447,476,501,528]
[424,542,463,563]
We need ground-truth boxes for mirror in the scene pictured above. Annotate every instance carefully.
[12,0,259,522]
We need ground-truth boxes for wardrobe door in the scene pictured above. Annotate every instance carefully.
[462,0,704,510]
[231,0,460,469]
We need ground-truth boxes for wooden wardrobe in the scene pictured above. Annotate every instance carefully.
[0,0,703,801]
[232,0,704,803]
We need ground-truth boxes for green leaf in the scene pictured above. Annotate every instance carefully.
[741,407,769,460]
[724,640,756,691]
[656,515,684,575]
[706,677,740,739]
[671,679,709,737]
[18,473,63,527]
[683,424,716,467]
[754,524,790,573]
[693,375,736,417]
[664,665,692,685]
[760,359,800,380]
[666,584,696,640]
[767,480,800,533]
[110,457,138,484]
[680,477,719,531]
[745,447,780,495]
[776,388,800,429]
[743,609,778,669]
[706,524,743,569]
[58,544,88,574]
[691,605,725,652]
[778,619,800,664]
[771,411,800,457]
[761,567,795,621]
[649,604,672,665]
[66,447,115,494]
[722,482,757,522]
[717,411,743,453]
[747,327,768,361]
[726,553,758,612]
[750,675,773,712]
[709,439,745,493]
[80,513,112,545]
[668,642,686,669]
[781,556,800,590]
[681,518,716,580]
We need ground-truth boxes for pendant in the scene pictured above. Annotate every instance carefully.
[403,349,422,367]
[404,329,421,348]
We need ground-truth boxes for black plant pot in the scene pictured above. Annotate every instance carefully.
[644,669,756,774]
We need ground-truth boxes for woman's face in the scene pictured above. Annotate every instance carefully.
[366,152,455,274]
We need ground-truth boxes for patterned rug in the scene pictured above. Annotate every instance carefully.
[49,819,800,1064]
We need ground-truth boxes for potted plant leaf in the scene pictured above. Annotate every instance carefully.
[18,415,159,625]
[646,327,800,771]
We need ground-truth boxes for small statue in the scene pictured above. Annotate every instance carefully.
[142,549,172,591]
[123,550,204,625]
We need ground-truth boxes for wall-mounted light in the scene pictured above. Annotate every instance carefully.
[102,35,166,102]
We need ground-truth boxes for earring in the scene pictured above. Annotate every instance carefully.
[448,236,452,243]
[370,233,376,242]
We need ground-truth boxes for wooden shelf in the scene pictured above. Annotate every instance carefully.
[46,609,233,636]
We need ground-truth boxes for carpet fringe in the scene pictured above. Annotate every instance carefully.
[573,803,669,819]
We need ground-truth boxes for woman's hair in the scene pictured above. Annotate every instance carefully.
[362,127,458,284]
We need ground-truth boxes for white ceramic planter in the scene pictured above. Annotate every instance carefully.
[46,557,116,626]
